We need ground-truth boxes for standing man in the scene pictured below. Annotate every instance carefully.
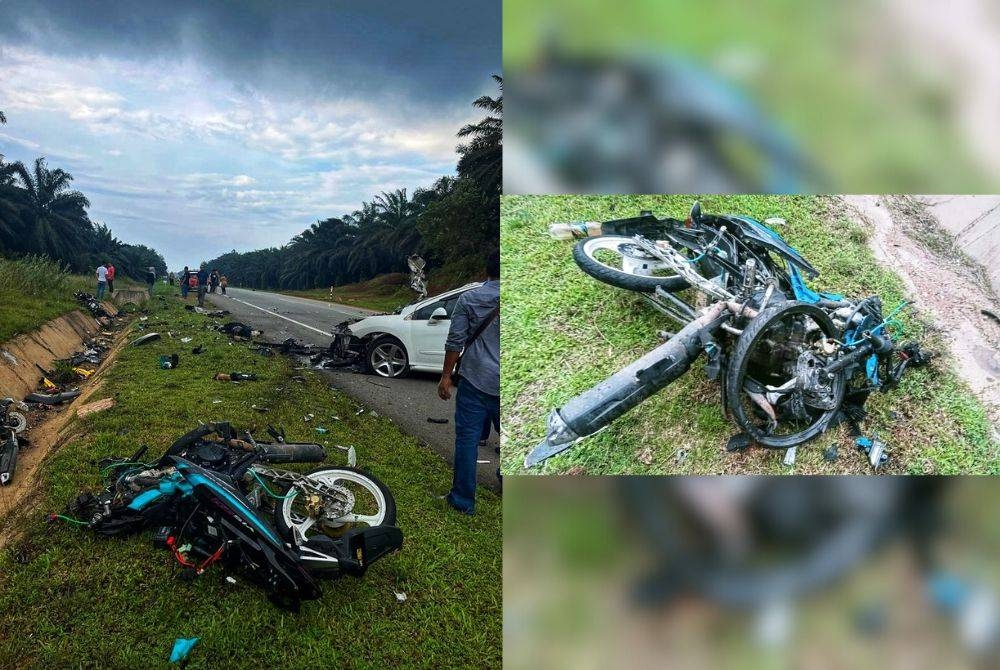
[437,249,500,516]
[220,274,228,295]
[180,266,190,299]
[106,262,116,295]
[95,261,108,300]
[210,268,220,294]
[145,266,156,292]
[197,264,209,307]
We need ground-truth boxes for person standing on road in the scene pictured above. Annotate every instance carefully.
[437,249,500,516]
[106,262,116,295]
[197,264,209,307]
[95,262,108,300]
[220,274,228,295]
[180,266,190,299]
[210,268,220,294]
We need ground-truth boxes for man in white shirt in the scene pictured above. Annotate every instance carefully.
[96,262,108,300]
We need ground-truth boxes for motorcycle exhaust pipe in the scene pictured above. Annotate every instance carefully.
[525,302,739,468]
[259,442,326,464]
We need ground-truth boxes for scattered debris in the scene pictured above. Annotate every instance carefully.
[856,434,889,470]
[427,418,449,424]
[1,350,18,366]
[823,445,839,462]
[180,337,192,343]
[212,322,260,339]
[159,354,180,370]
[315,427,328,434]
[250,405,270,413]
[25,390,82,405]
[783,447,797,467]
[76,398,115,418]
[213,372,258,382]
[304,413,314,422]
[191,346,204,355]
[393,590,408,603]
[355,408,365,416]
[169,638,200,664]
[131,333,161,347]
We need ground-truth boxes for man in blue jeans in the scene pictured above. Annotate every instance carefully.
[437,249,500,515]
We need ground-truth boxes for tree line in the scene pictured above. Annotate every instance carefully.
[203,75,501,290]
[0,116,168,282]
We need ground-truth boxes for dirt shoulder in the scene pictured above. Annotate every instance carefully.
[843,195,1000,431]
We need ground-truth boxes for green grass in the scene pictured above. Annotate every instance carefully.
[283,274,418,313]
[281,263,484,313]
[0,283,501,669]
[500,195,999,475]
[0,256,94,343]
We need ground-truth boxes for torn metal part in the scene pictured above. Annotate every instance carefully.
[131,333,161,347]
[856,434,889,470]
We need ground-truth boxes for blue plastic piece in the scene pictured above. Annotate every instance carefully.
[865,354,879,385]
[178,465,281,544]
[856,436,873,448]
[926,572,970,614]
[169,637,200,663]
[788,264,844,304]
[127,474,193,511]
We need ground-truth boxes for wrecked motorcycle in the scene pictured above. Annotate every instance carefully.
[1,398,29,486]
[57,422,401,610]
[526,202,930,468]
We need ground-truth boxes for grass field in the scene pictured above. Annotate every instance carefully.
[281,263,484,313]
[0,256,94,343]
[500,195,998,476]
[0,283,501,669]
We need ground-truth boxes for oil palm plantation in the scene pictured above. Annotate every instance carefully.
[6,158,93,270]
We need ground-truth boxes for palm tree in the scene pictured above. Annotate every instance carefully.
[456,74,502,196]
[8,157,93,270]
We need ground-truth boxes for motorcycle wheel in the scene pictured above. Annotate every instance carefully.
[572,235,691,293]
[274,466,397,544]
[725,301,845,448]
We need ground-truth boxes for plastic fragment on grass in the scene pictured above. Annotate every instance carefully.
[169,637,200,664]
[180,337,192,343]
[315,427,328,434]
[394,590,407,602]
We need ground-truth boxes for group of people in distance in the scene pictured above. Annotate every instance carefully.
[176,264,227,306]
[95,262,157,299]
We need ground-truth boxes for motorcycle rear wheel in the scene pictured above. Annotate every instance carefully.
[274,466,396,544]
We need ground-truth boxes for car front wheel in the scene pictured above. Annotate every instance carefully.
[366,335,410,378]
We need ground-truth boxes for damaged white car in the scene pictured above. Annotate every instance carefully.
[332,283,483,378]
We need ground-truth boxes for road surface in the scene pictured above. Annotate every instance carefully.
[208,287,501,492]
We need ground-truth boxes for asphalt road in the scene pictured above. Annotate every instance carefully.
[207,287,501,492]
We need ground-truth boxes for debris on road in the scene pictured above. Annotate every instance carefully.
[76,398,115,418]
[212,322,260,339]
[191,346,204,355]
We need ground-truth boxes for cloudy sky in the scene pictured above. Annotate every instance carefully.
[0,0,500,268]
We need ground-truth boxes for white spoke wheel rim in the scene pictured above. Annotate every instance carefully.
[580,236,674,277]
[282,469,388,542]
[371,342,406,377]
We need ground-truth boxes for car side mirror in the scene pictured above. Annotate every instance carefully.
[430,307,448,321]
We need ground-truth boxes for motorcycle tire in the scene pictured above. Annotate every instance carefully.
[725,301,845,448]
[572,236,690,293]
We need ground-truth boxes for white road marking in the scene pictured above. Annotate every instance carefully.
[225,295,332,336]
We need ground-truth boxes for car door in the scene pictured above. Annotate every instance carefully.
[407,290,464,369]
